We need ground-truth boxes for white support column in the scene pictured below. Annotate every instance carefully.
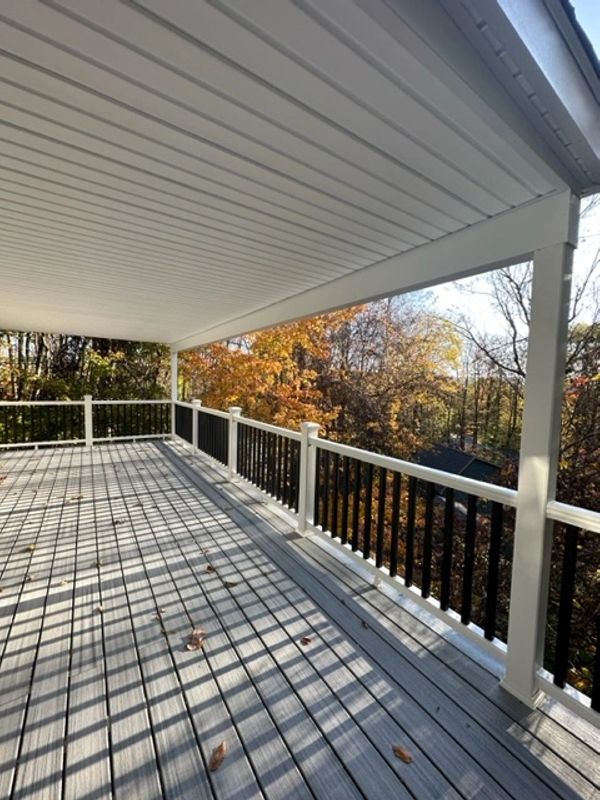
[298,422,320,533]
[501,238,576,707]
[227,407,242,480]
[170,351,178,438]
[192,399,202,454]
[84,394,93,448]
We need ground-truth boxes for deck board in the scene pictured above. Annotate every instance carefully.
[169,453,583,800]
[0,441,598,800]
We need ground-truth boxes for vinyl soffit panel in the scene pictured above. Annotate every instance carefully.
[0,0,593,345]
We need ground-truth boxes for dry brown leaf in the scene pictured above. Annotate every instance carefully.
[95,604,104,613]
[112,519,123,527]
[205,565,217,574]
[60,579,70,586]
[392,745,413,763]
[0,475,7,482]
[300,636,312,646]
[208,741,228,771]
[24,544,36,553]
[223,580,239,588]
[72,495,83,501]
[186,627,207,651]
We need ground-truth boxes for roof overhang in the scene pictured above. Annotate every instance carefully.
[0,0,597,349]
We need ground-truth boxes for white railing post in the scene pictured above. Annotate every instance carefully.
[192,399,202,453]
[84,394,93,448]
[298,422,320,533]
[228,407,242,480]
[170,350,178,438]
[502,237,576,707]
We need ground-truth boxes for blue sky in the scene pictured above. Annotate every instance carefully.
[572,0,600,54]
[430,2,600,336]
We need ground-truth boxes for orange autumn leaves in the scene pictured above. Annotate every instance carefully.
[180,308,358,430]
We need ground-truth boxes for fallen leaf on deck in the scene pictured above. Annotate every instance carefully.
[186,627,207,651]
[208,741,228,771]
[60,579,70,586]
[361,620,369,629]
[72,495,83,501]
[0,474,7,481]
[392,745,413,763]
[223,580,239,588]
[300,636,312,646]
[205,565,217,573]
[95,604,104,613]
[95,559,103,568]
[112,519,123,527]
[24,544,36,553]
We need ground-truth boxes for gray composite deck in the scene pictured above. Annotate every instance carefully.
[0,441,598,800]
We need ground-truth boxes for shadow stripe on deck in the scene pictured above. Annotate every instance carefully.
[0,441,598,800]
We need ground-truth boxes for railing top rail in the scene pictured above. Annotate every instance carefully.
[174,400,194,409]
[197,406,230,420]
[546,500,600,534]
[93,399,170,405]
[0,400,84,406]
[238,415,302,441]
[315,435,518,507]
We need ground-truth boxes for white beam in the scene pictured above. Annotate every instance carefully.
[501,230,578,706]
[171,190,578,351]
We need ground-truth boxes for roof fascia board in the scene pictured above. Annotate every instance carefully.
[545,0,600,103]
[361,0,573,189]
[444,0,600,185]
[171,189,578,351]
[495,0,600,160]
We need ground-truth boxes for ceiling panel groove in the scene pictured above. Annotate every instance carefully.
[46,0,504,217]
[0,147,389,260]
[0,165,372,270]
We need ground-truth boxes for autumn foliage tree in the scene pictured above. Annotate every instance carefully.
[180,297,461,459]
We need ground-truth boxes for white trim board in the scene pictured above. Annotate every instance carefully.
[172,189,579,350]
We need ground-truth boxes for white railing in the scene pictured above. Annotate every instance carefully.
[2,394,599,723]
[0,396,171,447]
[176,400,600,726]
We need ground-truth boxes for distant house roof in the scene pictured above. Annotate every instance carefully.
[416,445,500,484]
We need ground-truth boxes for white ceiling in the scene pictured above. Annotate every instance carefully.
[0,0,598,347]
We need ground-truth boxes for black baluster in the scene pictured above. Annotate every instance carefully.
[421,481,435,598]
[341,456,350,545]
[351,459,361,552]
[405,476,417,587]
[322,450,330,532]
[290,441,300,511]
[440,488,455,611]
[331,452,340,538]
[363,462,374,560]
[276,435,283,501]
[313,448,321,528]
[484,502,504,640]
[461,494,478,625]
[375,467,387,568]
[283,436,290,506]
[592,618,600,712]
[553,525,579,687]
[389,472,401,577]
